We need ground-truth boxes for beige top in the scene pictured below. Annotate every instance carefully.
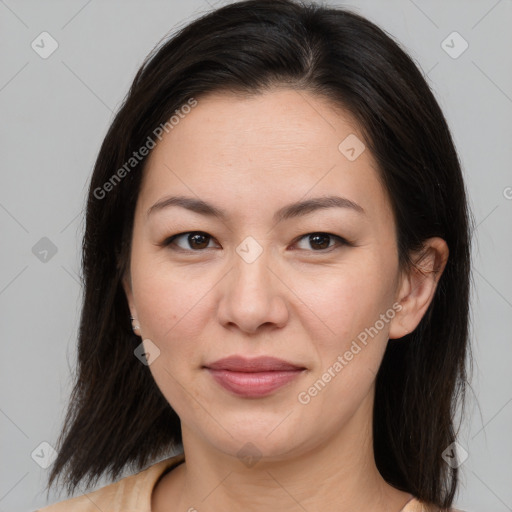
[36,453,462,511]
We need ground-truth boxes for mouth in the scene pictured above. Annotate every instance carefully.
[203,356,306,398]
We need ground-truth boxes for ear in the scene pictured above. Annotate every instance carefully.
[122,271,138,320]
[389,237,449,339]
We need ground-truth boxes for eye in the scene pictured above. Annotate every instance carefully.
[162,231,219,251]
[161,231,349,253]
[293,232,348,252]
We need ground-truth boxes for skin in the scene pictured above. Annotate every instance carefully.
[123,88,449,512]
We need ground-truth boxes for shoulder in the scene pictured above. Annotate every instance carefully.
[403,497,467,512]
[36,452,185,512]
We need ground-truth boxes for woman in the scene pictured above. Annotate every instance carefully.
[39,1,472,511]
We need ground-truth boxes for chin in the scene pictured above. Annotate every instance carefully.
[187,411,317,463]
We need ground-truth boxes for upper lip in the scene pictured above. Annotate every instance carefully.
[204,356,305,372]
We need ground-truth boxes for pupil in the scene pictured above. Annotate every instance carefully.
[189,233,209,249]
[310,233,329,250]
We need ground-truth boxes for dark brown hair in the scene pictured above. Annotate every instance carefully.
[46,1,473,510]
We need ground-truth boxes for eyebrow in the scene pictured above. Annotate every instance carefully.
[146,194,365,223]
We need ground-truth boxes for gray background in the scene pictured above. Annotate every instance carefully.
[1,1,511,511]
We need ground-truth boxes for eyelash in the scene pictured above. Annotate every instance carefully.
[160,231,351,254]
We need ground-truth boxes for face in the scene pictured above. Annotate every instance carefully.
[123,88,410,460]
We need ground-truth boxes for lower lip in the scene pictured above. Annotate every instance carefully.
[207,369,303,397]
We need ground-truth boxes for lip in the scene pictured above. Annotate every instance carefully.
[204,356,306,398]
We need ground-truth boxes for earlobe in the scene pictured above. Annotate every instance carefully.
[389,237,449,339]
[122,275,142,336]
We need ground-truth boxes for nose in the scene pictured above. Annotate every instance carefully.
[216,245,289,335]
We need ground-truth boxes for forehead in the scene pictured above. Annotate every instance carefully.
[150,88,360,163]
[138,88,392,224]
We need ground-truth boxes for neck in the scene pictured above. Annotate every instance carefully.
[153,391,413,512]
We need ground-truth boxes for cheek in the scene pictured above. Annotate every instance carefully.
[130,257,211,360]
[293,262,396,422]
[131,268,211,415]
[293,256,397,353]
